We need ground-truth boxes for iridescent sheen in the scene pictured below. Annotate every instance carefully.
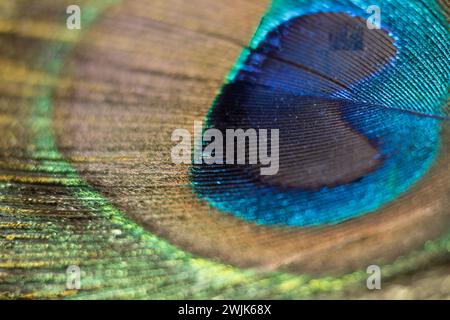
[192,0,448,226]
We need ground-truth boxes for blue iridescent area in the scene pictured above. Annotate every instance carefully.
[190,0,448,226]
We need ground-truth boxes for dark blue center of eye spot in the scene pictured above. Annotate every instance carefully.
[190,11,441,226]
[203,82,385,190]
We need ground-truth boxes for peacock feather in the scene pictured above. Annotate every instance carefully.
[0,0,449,299]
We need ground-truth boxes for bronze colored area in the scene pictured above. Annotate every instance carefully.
[54,0,450,274]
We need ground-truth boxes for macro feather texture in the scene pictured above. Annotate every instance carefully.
[0,0,449,299]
